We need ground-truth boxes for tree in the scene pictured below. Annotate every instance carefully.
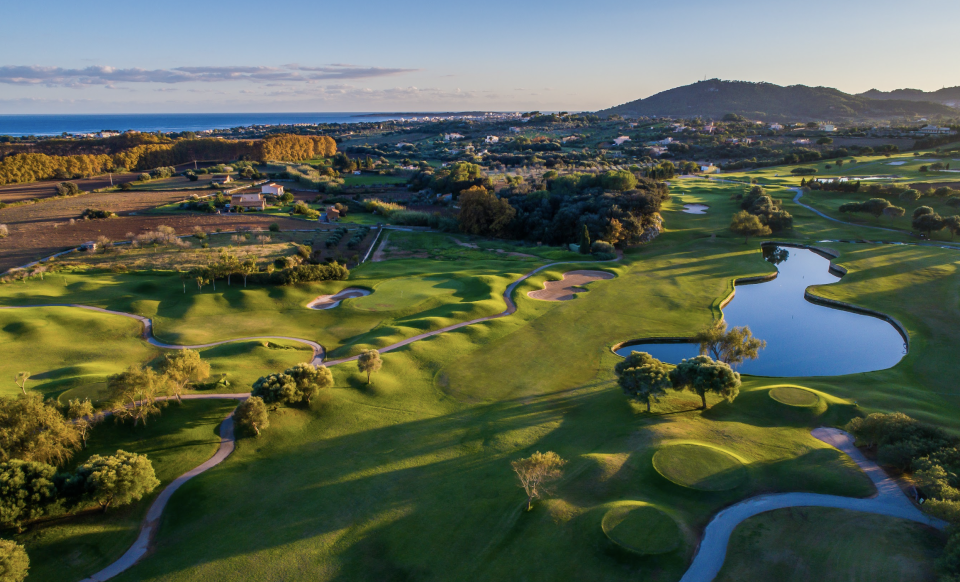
[578,224,591,254]
[251,373,296,405]
[945,215,960,239]
[0,460,60,532]
[66,398,98,449]
[839,198,898,219]
[618,360,672,413]
[730,210,771,243]
[240,259,257,287]
[157,350,210,403]
[107,366,167,427]
[913,211,945,237]
[71,450,159,512]
[693,320,766,366]
[669,355,741,410]
[0,539,29,582]
[13,373,28,396]
[0,394,79,466]
[457,186,516,236]
[357,350,383,384]
[511,451,567,511]
[614,351,657,377]
[252,363,332,406]
[234,397,269,437]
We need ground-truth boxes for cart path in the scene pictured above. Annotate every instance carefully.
[80,393,250,582]
[679,427,948,582]
[0,254,619,368]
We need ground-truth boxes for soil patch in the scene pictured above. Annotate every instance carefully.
[527,270,614,301]
[306,288,371,309]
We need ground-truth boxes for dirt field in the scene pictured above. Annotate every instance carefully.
[0,188,314,272]
[0,173,141,204]
[527,270,615,301]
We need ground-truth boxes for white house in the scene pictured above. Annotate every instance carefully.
[655,137,673,145]
[97,131,120,138]
[819,124,836,132]
[700,164,718,173]
[612,136,631,146]
[443,133,464,141]
[793,138,811,145]
[230,193,266,211]
[261,183,284,196]
[485,136,499,144]
[703,124,717,134]
[769,123,784,131]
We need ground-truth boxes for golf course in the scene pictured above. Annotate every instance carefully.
[2,159,960,582]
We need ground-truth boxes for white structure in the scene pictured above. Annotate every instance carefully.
[395,142,414,148]
[769,123,784,131]
[261,183,284,196]
[819,124,836,132]
[919,125,953,135]
[700,164,718,173]
[648,146,667,156]
[793,138,811,145]
[703,124,717,134]
[655,137,674,145]
[353,170,362,175]
[508,127,522,133]
[612,136,631,146]
[485,136,499,144]
[97,131,120,138]
[443,133,464,141]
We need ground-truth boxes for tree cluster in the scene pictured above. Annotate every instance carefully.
[739,186,793,232]
[616,350,742,411]
[252,363,333,406]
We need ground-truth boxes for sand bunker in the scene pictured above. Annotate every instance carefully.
[306,287,371,309]
[528,270,614,301]
[682,204,708,214]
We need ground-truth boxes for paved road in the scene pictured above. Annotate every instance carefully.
[80,394,249,582]
[679,427,948,582]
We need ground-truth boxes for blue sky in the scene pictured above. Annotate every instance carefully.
[1,0,957,113]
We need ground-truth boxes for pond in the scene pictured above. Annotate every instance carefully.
[615,245,908,377]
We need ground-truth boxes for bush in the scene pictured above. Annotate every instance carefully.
[234,397,269,436]
[0,539,29,582]
[137,173,150,182]
[55,182,81,197]
[898,189,921,202]
[80,208,116,220]
[269,223,280,232]
[0,225,7,239]
[186,172,199,182]
[119,182,132,191]
[947,197,960,208]
[591,240,615,254]
[790,167,817,175]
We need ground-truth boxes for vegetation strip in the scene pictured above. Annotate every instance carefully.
[679,427,947,582]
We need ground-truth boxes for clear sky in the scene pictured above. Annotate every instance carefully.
[1,0,958,114]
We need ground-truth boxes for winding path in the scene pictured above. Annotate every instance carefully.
[679,427,948,582]
[81,393,249,582]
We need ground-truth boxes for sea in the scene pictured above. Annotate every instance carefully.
[0,113,426,137]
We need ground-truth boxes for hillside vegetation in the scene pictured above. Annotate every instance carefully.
[600,79,956,120]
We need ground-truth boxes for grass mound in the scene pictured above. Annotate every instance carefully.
[652,443,747,491]
[601,502,683,555]
[769,385,820,407]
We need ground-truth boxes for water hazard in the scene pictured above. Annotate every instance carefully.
[615,245,907,377]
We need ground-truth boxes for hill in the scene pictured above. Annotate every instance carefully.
[599,79,957,121]
[859,86,960,107]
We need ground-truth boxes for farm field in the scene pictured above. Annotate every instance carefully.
[2,169,958,582]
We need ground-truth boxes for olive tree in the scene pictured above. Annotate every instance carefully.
[234,397,269,437]
[618,360,672,413]
[730,210,771,243]
[0,395,79,466]
[158,350,210,403]
[252,363,332,406]
[13,373,28,396]
[0,539,29,582]
[0,460,60,532]
[107,366,167,427]
[614,351,658,376]
[70,450,159,512]
[693,320,766,366]
[511,451,567,511]
[66,398,98,449]
[357,349,383,384]
[669,355,741,410]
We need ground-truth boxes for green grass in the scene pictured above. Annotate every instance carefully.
[652,444,748,491]
[342,174,408,186]
[770,386,821,407]
[601,502,684,554]
[15,399,239,582]
[716,507,945,582]
[6,176,960,580]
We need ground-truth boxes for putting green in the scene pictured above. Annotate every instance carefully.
[653,443,747,491]
[351,276,461,312]
[601,502,683,555]
[769,385,821,407]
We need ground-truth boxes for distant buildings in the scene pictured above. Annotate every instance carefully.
[230,193,266,211]
[703,124,717,134]
[793,138,811,145]
[769,123,784,131]
[655,137,673,145]
[819,124,836,132]
[325,207,340,222]
[612,136,631,146]
[919,125,953,135]
[443,133,464,141]
[97,131,120,138]
[261,183,284,196]
[485,136,499,144]
[211,174,232,184]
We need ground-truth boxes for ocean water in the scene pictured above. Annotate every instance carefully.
[0,113,421,137]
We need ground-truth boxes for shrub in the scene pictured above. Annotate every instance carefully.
[790,167,817,175]
[234,397,270,436]
[252,364,333,406]
[0,225,7,239]
[591,240,616,254]
[137,173,150,182]
[898,189,921,202]
[80,208,116,220]
[269,223,280,232]
[0,539,29,582]
[55,182,81,197]
[119,182,132,191]
[947,197,960,208]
